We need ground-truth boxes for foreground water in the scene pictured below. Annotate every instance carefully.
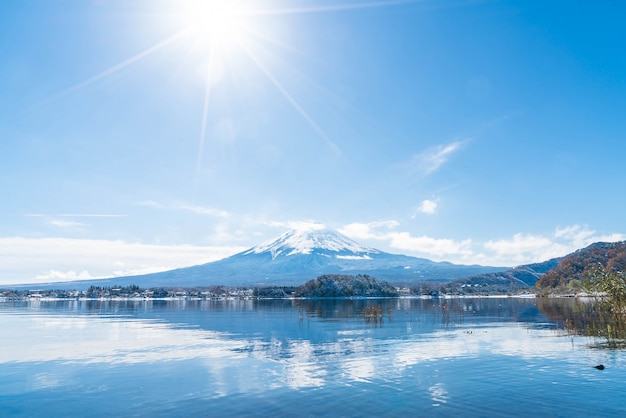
[1,297,625,417]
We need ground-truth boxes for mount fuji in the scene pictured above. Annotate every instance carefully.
[46,228,507,289]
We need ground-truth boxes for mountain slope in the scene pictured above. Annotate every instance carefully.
[33,228,508,289]
[443,240,626,293]
[535,241,626,288]
[443,257,564,293]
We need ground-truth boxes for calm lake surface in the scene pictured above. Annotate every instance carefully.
[2,297,625,417]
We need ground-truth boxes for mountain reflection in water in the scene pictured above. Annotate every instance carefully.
[1,298,626,417]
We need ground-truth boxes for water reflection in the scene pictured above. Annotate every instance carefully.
[292,297,548,325]
[0,312,246,365]
[429,383,449,407]
[0,298,618,404]
[536,297,626,349]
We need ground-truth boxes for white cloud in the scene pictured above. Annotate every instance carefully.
[0,237,245,285]
[413,140,467,175]
[483,234,564,265]
[338,221,399,240]
[484,233,555,255]
[48,220,88,228]
[340,222,624,267]
[481,225,625,266]
[340,221,472,260]
[35,270,93,281]
[387,232,473,257]
[339,223,375,240]
[418,199,437,215]
[268,220,328,232]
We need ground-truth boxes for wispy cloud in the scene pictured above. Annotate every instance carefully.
[48,220,88,228]
[412,140,468,175]
[138,200,230,218]
[25,213,125,230]
[180,205,231,218]
[553,224,620,249]
[267,220,328,232]
[25,214,126,218]
[0,237,245,285]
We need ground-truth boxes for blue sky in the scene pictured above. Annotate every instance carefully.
[2,0,625,285]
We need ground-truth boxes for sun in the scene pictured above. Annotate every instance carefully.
[180,0,251,51]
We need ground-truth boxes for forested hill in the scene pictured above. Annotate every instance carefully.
[293,274,398,298]
[535,241,626,288]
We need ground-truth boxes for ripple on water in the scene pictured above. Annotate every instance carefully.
[2,299,626,417]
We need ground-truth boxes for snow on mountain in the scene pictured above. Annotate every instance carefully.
[27,227,509,289]
[245,228,378,259]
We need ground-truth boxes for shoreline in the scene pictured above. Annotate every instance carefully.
[0,293,548,303]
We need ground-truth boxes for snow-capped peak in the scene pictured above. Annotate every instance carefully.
[245,228,379,259]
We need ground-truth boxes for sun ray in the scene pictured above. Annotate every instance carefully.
[239,43,341,156]
[20,0,421,191]
[243,26,303,56]
[31,30,189,111]
[195,39,219,185]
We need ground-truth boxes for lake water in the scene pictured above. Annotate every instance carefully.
[1,297,625,417]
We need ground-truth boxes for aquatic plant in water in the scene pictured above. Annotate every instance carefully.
[564,266,626,349]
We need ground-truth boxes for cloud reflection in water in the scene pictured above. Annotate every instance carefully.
[0,301,607,398]
[0,313,246,365]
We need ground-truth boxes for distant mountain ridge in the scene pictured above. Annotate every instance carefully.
[108,228,506,287]
[444,240,626,293]
[8,229,625,292]
[21,228,508,289]
[535,241,626,288]
[444,257,564,293]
